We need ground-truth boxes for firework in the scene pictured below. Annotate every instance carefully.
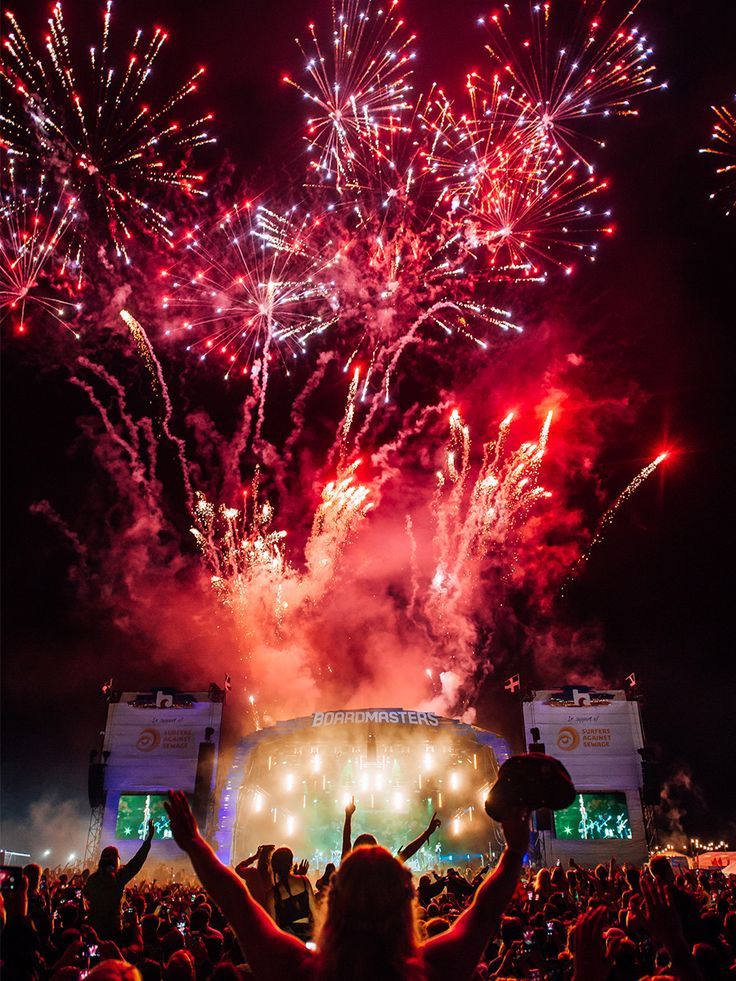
[162,201,339,382]
[1,1,214,265]
[429,408,552,606]
[700,98,736,216]
[572,450,668,574]
[284,0,416,193]
[191,458,372,657]
[18,0,673,723]
[0,164,82,334]
[164,0,663,398]
[455,150,611,277]
[478,0,665,164]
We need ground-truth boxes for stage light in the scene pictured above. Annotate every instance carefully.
[342,791,352,807]
[253,792,263,812]
[450,771,460,790]
[360,772,370,792]
[423,751,434,772]
[312,754,321,773]
[286,815,295,836]
[68,853,76,862]
[42,849,51,858]
[285,772,295,792]
[375,773,384,791]
[393,791,403,811]
[453,817,460,835]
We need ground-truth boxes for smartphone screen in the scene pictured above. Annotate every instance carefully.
[0,866,23,893]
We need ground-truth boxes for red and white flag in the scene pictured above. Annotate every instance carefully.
[504,674,520,693]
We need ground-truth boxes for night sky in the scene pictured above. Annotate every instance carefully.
[2,0,735,857]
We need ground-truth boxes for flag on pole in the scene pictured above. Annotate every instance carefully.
[224,674,232,692]
[504,674,520,693]
[625,672,637,688]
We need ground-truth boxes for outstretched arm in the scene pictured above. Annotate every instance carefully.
[165,791,310,981]
[422,807,529,981]
[639,876,702,981]
[341,797,356,861]
[397,811,441,864]
[121,821,154,884]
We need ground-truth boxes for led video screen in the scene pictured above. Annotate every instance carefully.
[553,792,632,840]
[115,793,174,841]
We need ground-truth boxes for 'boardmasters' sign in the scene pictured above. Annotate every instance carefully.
[312,708,440,727]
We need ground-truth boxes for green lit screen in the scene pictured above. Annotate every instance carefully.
[554,792,632,840]
[115,793,173,840]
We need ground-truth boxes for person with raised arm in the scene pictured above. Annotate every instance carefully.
[164,789,528,981]
[340,796,442,864]
[85,821,155,940]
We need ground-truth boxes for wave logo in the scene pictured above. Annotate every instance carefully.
[556,726,580,751]
[136,728,161,752]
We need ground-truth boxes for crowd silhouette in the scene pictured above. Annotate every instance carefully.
[1,792,734,981]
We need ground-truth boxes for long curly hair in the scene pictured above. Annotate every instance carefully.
[315,845,426,981]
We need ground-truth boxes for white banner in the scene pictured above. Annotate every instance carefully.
[523,689,644,791]
[99,692,223,854]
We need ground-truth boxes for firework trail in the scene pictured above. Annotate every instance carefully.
[418,410,553,687]
[1,1,214,268]
[0,164,82,334]
[567,450,668,579]
[190,455,372,692]
[700,97,736,216]
[120,309,193,509]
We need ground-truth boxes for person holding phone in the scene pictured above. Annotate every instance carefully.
[84,820,155,940]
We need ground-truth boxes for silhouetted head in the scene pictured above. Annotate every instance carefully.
[24,864,42,891]
[650,856,675,885]
[353,833,378,848]
[271,847,294,881]
[256,844,274,876]
[87,961,142,981]
[317,845,420,980]
[190,904,211,932]
[163,950,195,981]
[98,846,121,874]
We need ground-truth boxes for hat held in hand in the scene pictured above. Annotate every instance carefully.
[484,754,576,821]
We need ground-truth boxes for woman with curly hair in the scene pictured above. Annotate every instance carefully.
[164,790,528,981]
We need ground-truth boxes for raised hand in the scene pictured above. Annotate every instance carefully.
[164,790,201,853]
[640,875,685,949]
[571,905,611,981]
[428,811,441,834]
[146,819,155,843]
[345,796,356,817]
[295,859,309,876]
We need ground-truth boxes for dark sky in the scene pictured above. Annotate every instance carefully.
[2,0,735,853]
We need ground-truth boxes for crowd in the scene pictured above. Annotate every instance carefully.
[1,794,734,981]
